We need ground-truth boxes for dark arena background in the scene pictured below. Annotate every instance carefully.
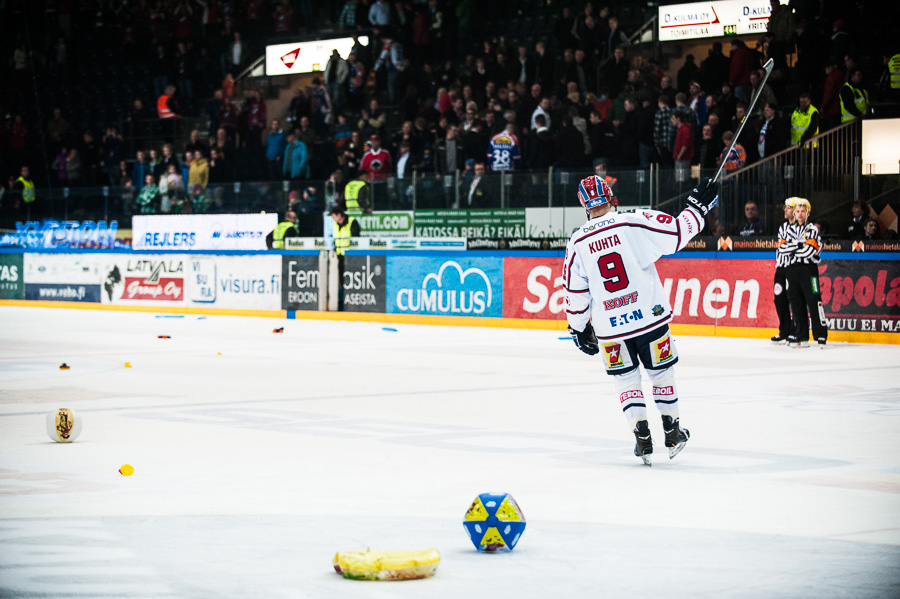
[1,1,899,597]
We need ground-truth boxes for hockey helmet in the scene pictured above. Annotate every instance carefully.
[577,175,614,210]
[793,197,811,213]
[784,197,800,208]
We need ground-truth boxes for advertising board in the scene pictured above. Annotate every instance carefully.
[23,254,102,302]
[0,253,24,300]
[3,220,120,249]
[355,211,415,238]
[658,0,787,42]
[101,255,187,305]
[265,37,369,76]
[283,237,466,250]
[414,209,527,238]
[503,256,777,328]
[131,214,277,250]
[818,260,900,333]
[186,255,281,310]
[282,255,321,311]
[386,256,503,318]
[342,255,386,312]
[502,257,566,320]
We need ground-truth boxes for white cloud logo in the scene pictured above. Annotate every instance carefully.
[395,260,494,314]
[422,260,492,308]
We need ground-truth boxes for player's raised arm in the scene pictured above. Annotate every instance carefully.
[627,179,720,266]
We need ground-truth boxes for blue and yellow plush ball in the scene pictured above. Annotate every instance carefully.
[463,493,526,552]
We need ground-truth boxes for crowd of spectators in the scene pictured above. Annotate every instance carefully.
[1,0,897,229]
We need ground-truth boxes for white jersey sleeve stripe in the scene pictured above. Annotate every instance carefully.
[573,222,677,245]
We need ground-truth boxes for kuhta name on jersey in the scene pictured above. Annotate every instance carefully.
[609,309,644,327]
[588,234,622,254]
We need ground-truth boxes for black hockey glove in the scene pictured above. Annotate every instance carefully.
[569,325,599,356]
[686,178,720,217]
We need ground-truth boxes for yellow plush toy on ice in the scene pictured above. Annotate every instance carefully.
[332,548,440,581]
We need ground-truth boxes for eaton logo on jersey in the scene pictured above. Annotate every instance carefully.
[609,309,644,327]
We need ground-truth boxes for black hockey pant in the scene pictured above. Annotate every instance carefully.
[773,266,792,337]
[786,263,828,342]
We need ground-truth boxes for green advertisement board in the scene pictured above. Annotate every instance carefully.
[0,253,24,299]
[414,209,527,238]
[355,211,415,237]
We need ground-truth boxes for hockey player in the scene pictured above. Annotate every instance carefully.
[564,175,720,465]
[779,198,828,348]
[772,197,798,343]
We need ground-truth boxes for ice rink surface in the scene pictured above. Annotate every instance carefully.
[1,306,899,598]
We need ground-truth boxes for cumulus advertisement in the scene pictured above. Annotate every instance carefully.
[386,256,503,318]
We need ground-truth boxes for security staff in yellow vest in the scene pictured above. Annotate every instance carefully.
[790,92,820,147]
[343,178,370,213]
[266,211,299,249]
[840,69,869,122]
[891,54,900,88]
[11,165,36,219]
[330,204,361,256]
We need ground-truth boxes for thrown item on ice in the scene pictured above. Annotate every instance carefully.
[46,408,82,443]
[332,548,440,581]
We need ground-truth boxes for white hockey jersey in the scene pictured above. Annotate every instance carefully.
[564,207,704,341]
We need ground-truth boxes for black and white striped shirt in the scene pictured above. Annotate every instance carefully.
[775,220,795,268]
[777,222,822,266]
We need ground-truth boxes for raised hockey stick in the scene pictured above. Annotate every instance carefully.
[711,58,775,185]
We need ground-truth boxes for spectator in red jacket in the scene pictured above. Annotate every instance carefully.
[672,110,693,174]
[729,39,755,102]
[243,90,267,149]
[359,134,392,181]
[820,63,844,131]
[218,96,238,145]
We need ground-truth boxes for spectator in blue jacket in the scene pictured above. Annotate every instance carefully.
[181,151,193,188]
[266,119,286,180]
[283,133,309,181]
[131,150,150,190]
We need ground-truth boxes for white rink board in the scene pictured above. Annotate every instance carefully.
[0,307,898,598]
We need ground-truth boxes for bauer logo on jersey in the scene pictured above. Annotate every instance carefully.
[651,332,677,367]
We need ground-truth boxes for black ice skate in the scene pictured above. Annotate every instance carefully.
[662,415,690,459]
[770,334,788,344]
[633,420,653,467]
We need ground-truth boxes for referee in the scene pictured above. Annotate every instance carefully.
[772,197,798,343]
[779,198,829,348]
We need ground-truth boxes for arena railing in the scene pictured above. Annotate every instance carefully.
[8,153,892,240]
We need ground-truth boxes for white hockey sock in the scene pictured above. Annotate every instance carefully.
[612,369,647,429]
[648,367,679,419]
